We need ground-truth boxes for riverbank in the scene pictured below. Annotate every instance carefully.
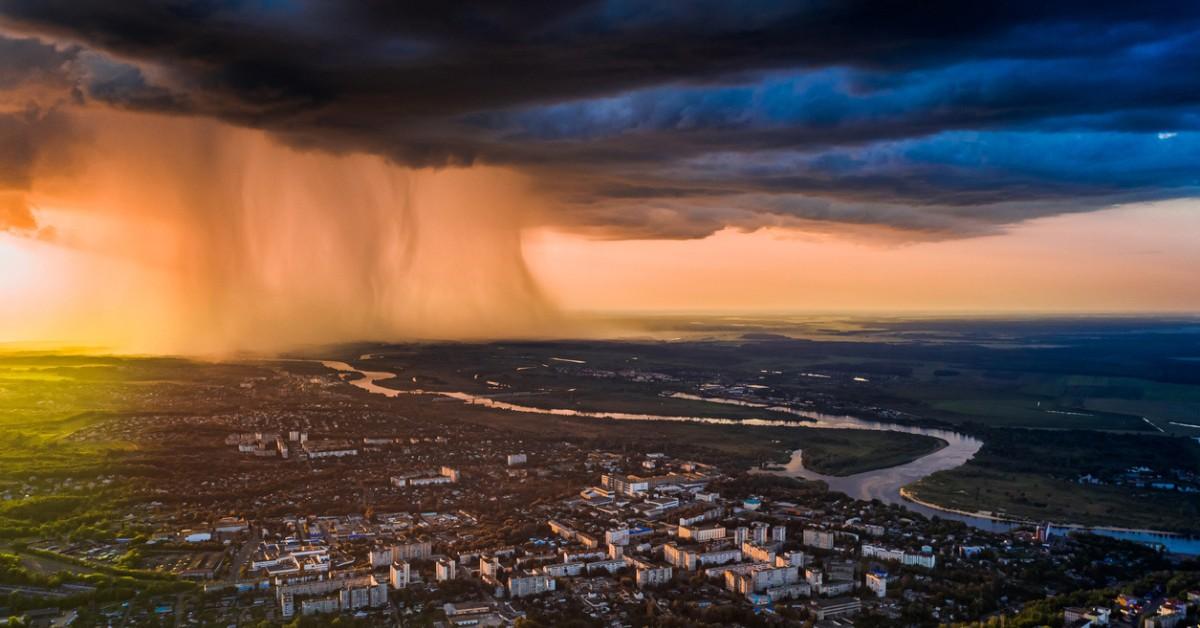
[801,434,948,476]
[900,486,1200,555]
[322,359,955,475]
[906,463,1200,536]
[899,487,1025,525]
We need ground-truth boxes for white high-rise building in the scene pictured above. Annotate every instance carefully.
[508,573,555,598]
[803,529,835,550]
[480,556,501,582]
[866,570,887,598]
[678,524,725,542]
[605,527,630,546]
[369,547,394,568]
[436,558,457,581]
[390,561,410,589]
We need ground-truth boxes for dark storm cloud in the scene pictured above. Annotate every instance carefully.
[78,53,190,112]
[0,33,78,231]
[1,0,1199,238]
[0,107,74,234]
[0,33,76,92]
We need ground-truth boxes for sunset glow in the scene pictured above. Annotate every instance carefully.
[527,201,1200,315]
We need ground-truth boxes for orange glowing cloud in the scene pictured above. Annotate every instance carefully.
[3,108,564,353]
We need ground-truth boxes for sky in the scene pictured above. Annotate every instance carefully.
[0,2,1198,351]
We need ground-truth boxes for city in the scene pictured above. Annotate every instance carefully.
[0,336,1198,626]
[4,2,1200,627]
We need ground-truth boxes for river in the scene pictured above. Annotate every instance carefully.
[318,359,1200,554]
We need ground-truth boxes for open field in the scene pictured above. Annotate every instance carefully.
[924,396,1146,431]
[786,428,946,476]
[328,317,1200,434]
[441,405,945,476]
[443,384,807,422]
[909,466,1200,532]
[0,353,288,540]
[16,548,102,577]
[907,427,1200,532]
[0,358,137,539]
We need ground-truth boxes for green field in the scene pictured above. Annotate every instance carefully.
[444,402,945,476]
[789,428,946,476]
[408,383,808,422]
[0,358,137,539]
[927,397,1146,431]
[0,353,268,540]
[906,427,1200,532]
[335,332,1200,434]
[909,466,1200,532]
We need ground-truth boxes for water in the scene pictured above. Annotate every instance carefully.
[319,360,1200,554]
